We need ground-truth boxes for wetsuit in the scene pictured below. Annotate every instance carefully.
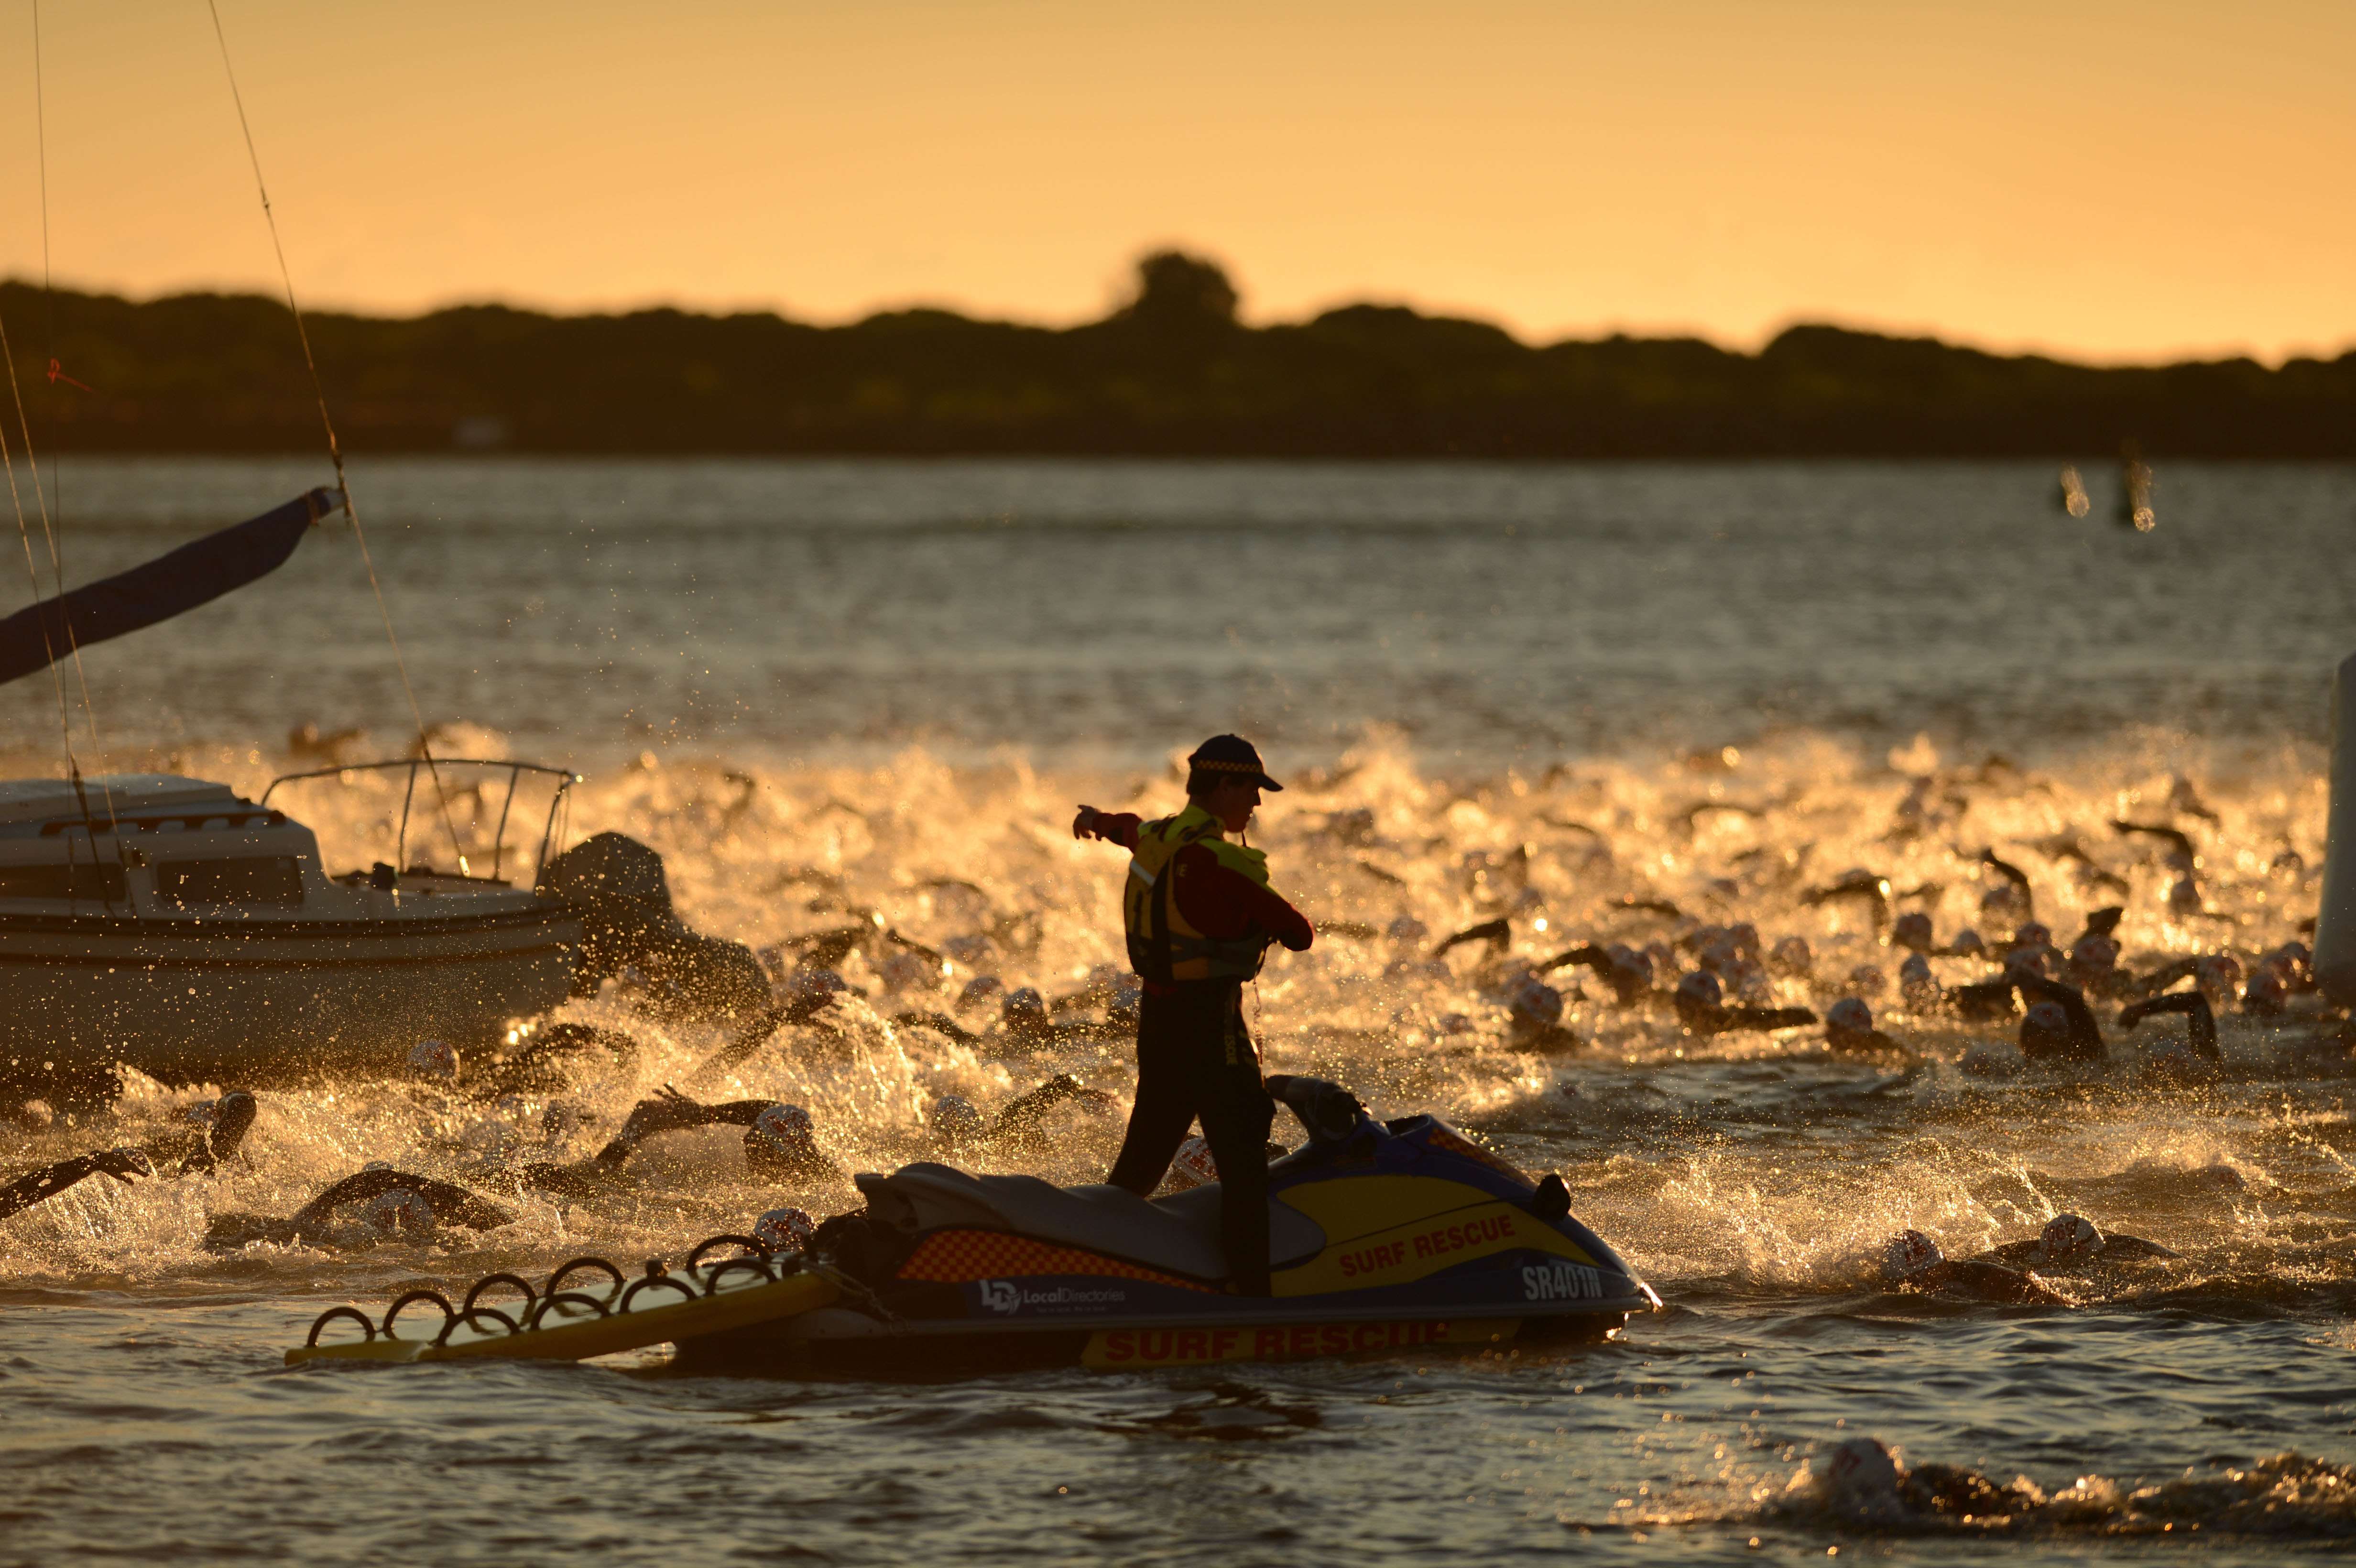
[1088,806,1313,1295]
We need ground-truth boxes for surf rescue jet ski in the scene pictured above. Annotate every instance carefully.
[676,1077,1658,1375]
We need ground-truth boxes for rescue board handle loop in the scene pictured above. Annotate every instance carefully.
[619,1274,699,1313]
[305,1305,378,1348]
[526,1290,612,1330]
[686,1233,774,1273]
[697,1256,776,1296]
[434,1305,520,1347]
[545,1256,626,1296]
[461,1273,539,1320]
[381,1289,458,1340]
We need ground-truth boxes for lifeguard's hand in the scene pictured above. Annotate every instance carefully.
[1071,805,1102,840]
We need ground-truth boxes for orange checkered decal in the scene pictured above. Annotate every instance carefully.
[898,1229,1213,1291]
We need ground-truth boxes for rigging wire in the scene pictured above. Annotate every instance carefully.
[202,0,469,872]
[21,0,124,874]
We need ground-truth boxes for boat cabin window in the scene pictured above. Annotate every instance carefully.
[0,862,130,902]
[154,856,305,909]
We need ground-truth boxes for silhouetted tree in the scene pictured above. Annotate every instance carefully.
[1119,251,1239,332]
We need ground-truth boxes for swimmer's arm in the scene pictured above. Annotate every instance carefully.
[2118,991,2217,1056]
[593,1087,741,1164]
[2097,1234,2181,1260]
[287,1168,432,1228]
[0,1147,149,1221]
[1539,944,1609,975]
[404,1178,514,1231]
[992,1074,1115,1135]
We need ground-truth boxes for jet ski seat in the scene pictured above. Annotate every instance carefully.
[855,1163,1326,1280]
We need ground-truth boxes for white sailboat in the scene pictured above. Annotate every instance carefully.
[0,27,584,1107]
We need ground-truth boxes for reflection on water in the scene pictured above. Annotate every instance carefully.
[2,459,2355,1561]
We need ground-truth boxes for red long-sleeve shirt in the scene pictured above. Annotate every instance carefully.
[1089,812,1315,954]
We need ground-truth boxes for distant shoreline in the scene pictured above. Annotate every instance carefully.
[9,255,2352,459]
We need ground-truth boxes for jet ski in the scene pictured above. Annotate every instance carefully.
[674,1076,1658,1376]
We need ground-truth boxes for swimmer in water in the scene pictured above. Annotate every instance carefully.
[2011,971,2107,1064]
[205,1165,513,1251]
[1878,1229,2067,1305]
[1541,942,1658,1006]
[1823,998,1902,1053]
[1970,1212,2180,1274]
[0,1089,259,1223]
[518,1089,842,1198]
[1673,970,1816,1036]
[930,1073,1120,1159]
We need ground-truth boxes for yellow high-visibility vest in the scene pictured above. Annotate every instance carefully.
[1122,804,1274,983]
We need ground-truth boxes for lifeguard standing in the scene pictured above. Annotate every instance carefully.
[1071,735,1314,1295]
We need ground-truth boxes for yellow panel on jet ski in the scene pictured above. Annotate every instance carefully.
[286,1268,838,1366]
[1273,1177,1595,1297]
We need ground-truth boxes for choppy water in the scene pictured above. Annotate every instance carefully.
[4,458,2356,1564]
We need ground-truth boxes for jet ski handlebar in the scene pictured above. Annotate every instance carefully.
[1263,1075,1368,1144]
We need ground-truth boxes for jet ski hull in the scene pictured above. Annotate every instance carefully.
[677,1107,1657,1377]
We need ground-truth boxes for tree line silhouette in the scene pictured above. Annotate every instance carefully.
[6,252,2350,457]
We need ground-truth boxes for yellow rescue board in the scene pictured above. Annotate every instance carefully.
[287,1267,838,1366]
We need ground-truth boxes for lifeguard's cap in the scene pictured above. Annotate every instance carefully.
[1188,734,1282,792]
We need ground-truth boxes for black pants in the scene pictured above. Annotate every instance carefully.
[1105,979,1276,1295]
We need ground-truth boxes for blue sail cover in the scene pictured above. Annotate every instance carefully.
[0,487,337,687]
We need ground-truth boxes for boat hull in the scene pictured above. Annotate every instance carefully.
[0,904,578,1086]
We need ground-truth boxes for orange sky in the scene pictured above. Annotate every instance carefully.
[1,1,2349,363]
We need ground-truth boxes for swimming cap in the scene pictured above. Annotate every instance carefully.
[1891,913,1934,952]
[958,975,1005,1010]
[1508,975,1564,1028]
[1386,915,1430,944]
[1167,1135,1222,1192]
[1699,938,1741,976]
[1845,964,1887,998]
[931,1095,986,1144]
[751,1104,815,1152]
[2020,1001,2071,1051]
[407,1039,459,1079]
[2038,1213,2104,1263]
[2069,934,2119,975]
[1898,952,1934,985]
[1947,927,1985,958]
[2243,969,2288,1013]
[1768,936,1813,976]
[1676,970,1723,1008]
[1882,1229,1943,1281]
[1727,922,1761,958]
[877,950,938,994]
[1003,986,1047,1021]
[1609,944,1655,989]
[1825,998,1875,1036]
[752,1206,817,1253]
[365,1187,436,1234]
[1818,1435,1904,1514]
[2013,923,2051,950]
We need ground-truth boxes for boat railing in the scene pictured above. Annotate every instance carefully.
[262,759,578,889]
